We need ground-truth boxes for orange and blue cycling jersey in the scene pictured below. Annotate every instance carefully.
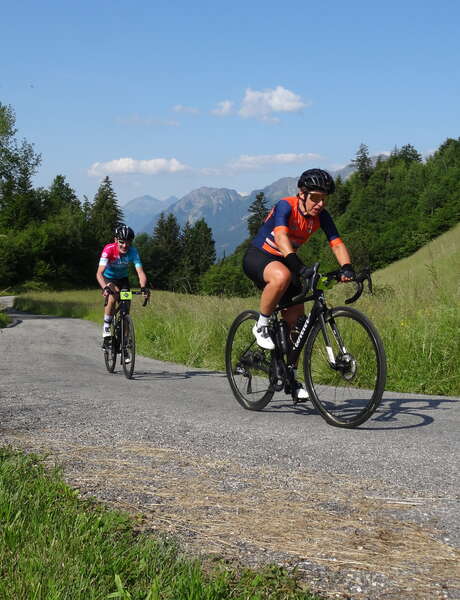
[99,242,142,279]
[252,196,343,256]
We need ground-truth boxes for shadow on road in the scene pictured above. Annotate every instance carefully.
[259,394,458,430]
[132,370,225,381]
[126,368,457,431]
[360,394,458,430]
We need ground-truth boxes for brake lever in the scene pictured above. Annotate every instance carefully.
[344,268,372,304]
[362,268,373,294]
[344,281,363,304]
[291,262,320,304]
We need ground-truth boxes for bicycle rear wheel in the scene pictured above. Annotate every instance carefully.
[303,306,386,427]
[225,310,274,410]
[104,316,118,373]
[121,315,136,379]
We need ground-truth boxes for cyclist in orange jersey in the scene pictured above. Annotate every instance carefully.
[243,168,355,401]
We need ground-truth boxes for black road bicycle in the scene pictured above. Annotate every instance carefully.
[103,289,149,379]
[225,263,387,428]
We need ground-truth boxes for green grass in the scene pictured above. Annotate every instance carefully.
[0,309,11,328]
[13,224,460,395]
[0,448,320,600]
[365,222,460,395]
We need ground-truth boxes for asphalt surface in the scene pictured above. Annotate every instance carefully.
[1,297,459,599]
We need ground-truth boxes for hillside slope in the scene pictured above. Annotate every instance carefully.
[375,222,460,297]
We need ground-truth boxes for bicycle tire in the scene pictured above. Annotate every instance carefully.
[104,315,118,373]
[225,310,274,410]
[121,315,136,379]
[303,306,386,428]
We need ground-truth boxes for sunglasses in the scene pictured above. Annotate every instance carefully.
[307,193,327,204]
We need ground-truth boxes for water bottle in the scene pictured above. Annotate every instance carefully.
[278,319,289,354]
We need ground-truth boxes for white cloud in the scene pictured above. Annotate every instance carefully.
[238,86,309,120]
[227,152,321,171]
[172,104,200,114]
[88,157,190,177]
[211,100,234,116]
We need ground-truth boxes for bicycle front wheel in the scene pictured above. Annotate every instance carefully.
[121,315,136,379]
[304,306,386,428]
[104,316,118,373]
[225,310,274,410]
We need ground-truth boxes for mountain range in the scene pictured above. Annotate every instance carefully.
[122,164,356,256]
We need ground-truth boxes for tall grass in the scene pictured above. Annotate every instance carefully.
[14,224,460,395]
[0,310,10,328]
[367,223,460,395]
[0,448,319,600]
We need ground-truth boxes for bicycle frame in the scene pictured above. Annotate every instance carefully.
[271,263,372,372]
[275,290,329,369]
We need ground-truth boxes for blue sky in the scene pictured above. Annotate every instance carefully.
[2,0,459,205]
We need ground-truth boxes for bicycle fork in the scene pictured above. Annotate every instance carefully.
[318,314,356,377]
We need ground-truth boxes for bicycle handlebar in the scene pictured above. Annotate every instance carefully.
[103,289,150,308]
[290,263,373,305]
[343,268,372,304]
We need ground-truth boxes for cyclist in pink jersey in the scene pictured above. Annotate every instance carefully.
[96,224,149,348]
[243,169,355,401]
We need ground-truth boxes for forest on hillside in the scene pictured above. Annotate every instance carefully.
[1,100,459,296]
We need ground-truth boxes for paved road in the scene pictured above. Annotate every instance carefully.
[1,297,459,599]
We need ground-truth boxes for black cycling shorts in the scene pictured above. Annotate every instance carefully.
[104,277,130,291]
[242,245,301,305]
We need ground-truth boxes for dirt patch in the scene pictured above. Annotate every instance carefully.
[3,433,459,599]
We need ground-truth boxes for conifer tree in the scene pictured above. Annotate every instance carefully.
[179,218,216,292]
[351,143,373,183]
[43,175,80,217]
[89,176,124,246]
[150,212,182,289]
[247,191,268,237]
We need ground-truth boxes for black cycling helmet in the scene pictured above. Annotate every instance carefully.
[114,224,135,242]
[297,168,336,195]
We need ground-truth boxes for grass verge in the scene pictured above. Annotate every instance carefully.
[0,309,11,328]
[0,448,320,600]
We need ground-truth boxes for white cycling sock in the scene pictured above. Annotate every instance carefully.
[257,313,270,328]
[103,315,113,336]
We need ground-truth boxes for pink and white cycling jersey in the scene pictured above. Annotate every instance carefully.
[99,242,142,279]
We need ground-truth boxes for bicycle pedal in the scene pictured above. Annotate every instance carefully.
[292,396,309,405]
